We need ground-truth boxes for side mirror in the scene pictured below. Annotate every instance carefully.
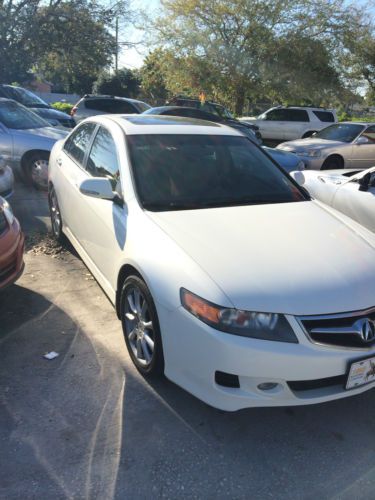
[359,172,371,192]
[356,136,370,145]
[79,177,117,201]
[290,171,305,186]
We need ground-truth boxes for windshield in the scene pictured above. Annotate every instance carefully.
[2,86,50,108]
[134,101,151,113]
[314,123,364,143]
[201,103,234,119]
[127,134,307,211]
[0,101,50,129]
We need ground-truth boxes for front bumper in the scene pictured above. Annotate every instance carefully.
[158,305,375,411]
[0,218,25,290]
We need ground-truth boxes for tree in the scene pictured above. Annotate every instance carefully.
[139,49,169,104]
[92,68,141,97]
[152,0,374,114]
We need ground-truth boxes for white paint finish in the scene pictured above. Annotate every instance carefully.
[49,115,375,410]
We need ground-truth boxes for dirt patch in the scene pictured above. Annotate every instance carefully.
[25,232,70,259]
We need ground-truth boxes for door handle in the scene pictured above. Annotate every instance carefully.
[56,158,62,167]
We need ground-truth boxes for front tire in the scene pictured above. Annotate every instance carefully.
[321,155,343,170]
[25,152,49,190]
[120,275,164,376]
[48,186,65,244]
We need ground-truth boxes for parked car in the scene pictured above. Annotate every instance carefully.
[0,196,24,290]
[290,167,375,232]
[71,95,151,123]
[277,122,375,170]
[0,84,76,128]
[0,156,14,198]
[142,107,303,172]
[49,115,375,411]
[0,98,68,189]
[241,106,338,141]
[166,97,262,139]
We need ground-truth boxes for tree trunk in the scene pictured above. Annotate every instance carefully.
[235,87,245,116]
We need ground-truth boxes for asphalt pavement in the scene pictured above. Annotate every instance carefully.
[1,181,375,500]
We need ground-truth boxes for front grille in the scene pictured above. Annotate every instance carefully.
[299,308,375,348]
[0,211,8,235]
[288,375,345,392]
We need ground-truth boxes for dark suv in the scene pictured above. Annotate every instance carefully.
[72,95,151,123]
[167,97,261,141]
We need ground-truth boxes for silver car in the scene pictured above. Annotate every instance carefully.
[0,98,68,188]
[72,95,151,123]
[277,122,375,170]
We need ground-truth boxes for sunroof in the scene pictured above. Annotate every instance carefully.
[122,115,220,126]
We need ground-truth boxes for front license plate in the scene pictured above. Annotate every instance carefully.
[346,356,375,390]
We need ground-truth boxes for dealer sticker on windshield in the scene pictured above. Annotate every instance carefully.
[346,356,375,390]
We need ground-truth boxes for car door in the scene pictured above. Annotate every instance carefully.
[259,109,289,140]
[76,124,127,290]
[350,125,375,169]
[283,109,310,140]
[54,122,97,241]
[332,170,375,232]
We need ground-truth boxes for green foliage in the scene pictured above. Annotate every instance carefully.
[92,69,141,97]
[51,102,73,115]
[139,49,169,104]
[150,0,375,114]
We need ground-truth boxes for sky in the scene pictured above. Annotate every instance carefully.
[118,0,375,70]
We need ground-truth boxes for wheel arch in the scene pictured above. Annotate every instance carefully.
[321,154,344,170]
[21,149,50,173]
[116,263,144,318]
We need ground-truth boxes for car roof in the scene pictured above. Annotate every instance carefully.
[93,114,241,135]
[82,94,148,105]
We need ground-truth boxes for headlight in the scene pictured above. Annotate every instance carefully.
[296,150,321,158]
[296,160,305,171]
[1,198,14,225]
[181,289,298,343]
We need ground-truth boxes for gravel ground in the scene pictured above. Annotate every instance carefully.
[1,182,375,500]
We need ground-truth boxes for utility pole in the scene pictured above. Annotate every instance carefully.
[115,16,119,72]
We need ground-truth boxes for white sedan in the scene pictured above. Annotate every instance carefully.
[48,115,375,411]
[291,167,375,232]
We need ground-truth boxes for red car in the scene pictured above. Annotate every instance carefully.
[0,197,24,290]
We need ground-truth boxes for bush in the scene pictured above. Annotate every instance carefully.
[51,102,74,115]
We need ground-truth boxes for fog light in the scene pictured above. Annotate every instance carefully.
[258,382,278,391]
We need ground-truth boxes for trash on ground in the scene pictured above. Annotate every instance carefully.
[43,351,59,360]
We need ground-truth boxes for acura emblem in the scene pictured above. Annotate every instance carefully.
[353,318,375,342]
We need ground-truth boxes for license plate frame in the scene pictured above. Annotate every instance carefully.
[346,355,375,390]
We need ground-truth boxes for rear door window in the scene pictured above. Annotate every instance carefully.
[312,111,335,122]
[85,99,137,113]
[63,122,96,166]
[287,109,310,122]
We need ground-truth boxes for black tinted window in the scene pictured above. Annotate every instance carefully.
[85,99,137,114]
[266,109,290,120]
[287,109,309,122]
[127,134,306,211]
[86,126,120,184]
[313,111,334,122]
[64,122,96,165]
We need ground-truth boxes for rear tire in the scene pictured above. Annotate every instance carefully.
[321,156,343,170]
[120,275,164,377]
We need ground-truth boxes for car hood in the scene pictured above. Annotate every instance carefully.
[148,201,375,316]
[277,138,344,152]
[12,126,68,141]
[263,147,300,170]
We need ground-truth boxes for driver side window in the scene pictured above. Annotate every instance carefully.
[86,126,121,191]
[360,126,375,144]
